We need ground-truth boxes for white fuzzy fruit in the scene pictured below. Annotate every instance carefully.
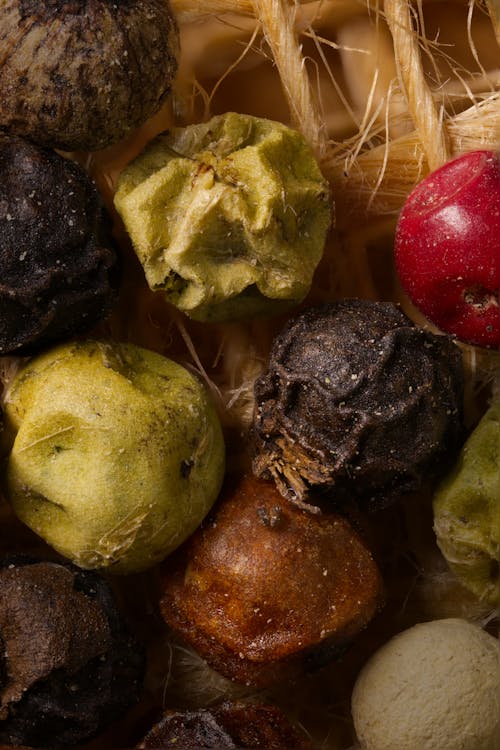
[351,618,500,750]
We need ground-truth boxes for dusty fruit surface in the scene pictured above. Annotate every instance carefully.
[0,0,179,151]
[394,150,500,348]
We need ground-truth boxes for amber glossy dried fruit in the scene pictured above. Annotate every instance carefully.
[252,299,464,509]
[138,701,313,749]
[0,558,144,747]
[0,134,119,355]
[160,475,383,688]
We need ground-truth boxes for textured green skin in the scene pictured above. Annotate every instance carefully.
[114,112,331,322]
[3,340,225,574]
[433,398,499,605]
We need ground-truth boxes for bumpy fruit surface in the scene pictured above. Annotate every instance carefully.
[114,112,331,322]
[0,0,179,152]
[394,150,500,348]
[433,395,499,606]
[3,341,225,574]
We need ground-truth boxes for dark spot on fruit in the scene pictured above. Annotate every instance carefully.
[180,459,194,478]
[256,505,282,528]
[463,285,499,312]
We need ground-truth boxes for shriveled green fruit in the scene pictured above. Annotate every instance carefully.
[2,340,225,574]
[433,397,499,606]
[114,112,331,322]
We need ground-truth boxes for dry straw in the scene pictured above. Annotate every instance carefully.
[171,0,500,225]
[0,5,498,748]
[167,0,500,416]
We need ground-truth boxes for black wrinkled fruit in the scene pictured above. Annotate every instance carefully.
[0,0,179,152]
[0,558,144,748]
[138,701,313,749]
[253,299,464,509]
[0,133,119,355]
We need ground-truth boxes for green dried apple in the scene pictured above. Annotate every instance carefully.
[433,397,499,606]
[2,340,225,574]
[114,112,331,322]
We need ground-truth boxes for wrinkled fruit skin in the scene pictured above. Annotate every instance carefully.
[0,0,179,151]
[433,396,500,606]
[114,112,331,322]
[0,558,144,748]
[160,474,383,688]
[394,150,500,348]
[253,299,464,509]
[0,133,119,355]
[3,340,225,574]
[138,701,313,749]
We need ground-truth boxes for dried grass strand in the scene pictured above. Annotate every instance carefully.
[251,0,328,159]
[384,0,451,169]
[325,92,500,227]
[485,0,500,44]
[205,23,261,114]
[170,0,370,26]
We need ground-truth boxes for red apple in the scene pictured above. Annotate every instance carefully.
[394,150,500,348]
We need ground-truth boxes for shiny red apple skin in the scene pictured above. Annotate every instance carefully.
[394,150,500,348]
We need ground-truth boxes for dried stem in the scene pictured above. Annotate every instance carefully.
[384,0,451,170]
[250,0,329,159]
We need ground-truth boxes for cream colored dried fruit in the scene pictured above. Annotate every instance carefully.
[352,618,500,750]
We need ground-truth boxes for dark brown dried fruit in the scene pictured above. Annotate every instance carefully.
[138,701,313,749]
[0,0,179,152]
[0,133,119,355]
[160,475,383,688]
[252,299,464,510]
[0,558,144,748]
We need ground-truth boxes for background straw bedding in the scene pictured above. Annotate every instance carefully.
[85,0,500,428]
[1,1,499,748]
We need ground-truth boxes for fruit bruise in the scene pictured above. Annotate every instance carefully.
[394,150,500,348]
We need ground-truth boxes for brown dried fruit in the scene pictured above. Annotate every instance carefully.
[138,701,313,749]
[0,0,179,152]
[160,475,383,688]
[253,299,464,510]
[0,558,144,748]
[0,133,119,355]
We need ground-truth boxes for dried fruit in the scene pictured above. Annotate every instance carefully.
[114,112,331,322]
[0,133,119,355]
[351,619,500,750]
[138,701,313,749]
[394,150,500,348]
[3,340,225,574]
[0,0,179,152]
[0,558,144,748]
[253,299,464,509]
[160,474,383,687]
[433,396,500,606]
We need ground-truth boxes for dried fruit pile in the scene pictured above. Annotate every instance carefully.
[0,1,499,749]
